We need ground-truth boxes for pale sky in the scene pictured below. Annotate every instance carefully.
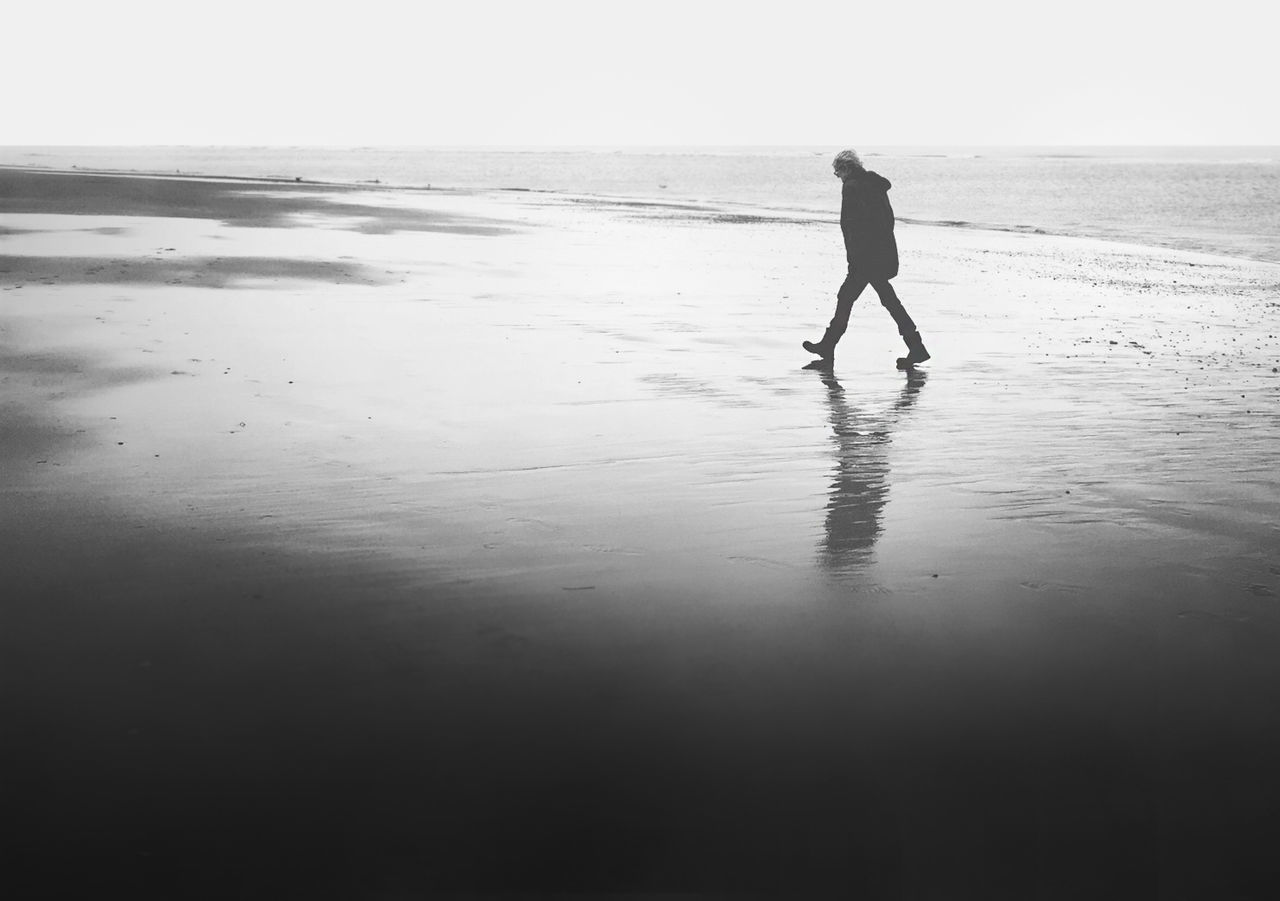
[4,0,1275,146]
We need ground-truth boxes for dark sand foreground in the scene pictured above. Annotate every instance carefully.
[4,167,1280,897]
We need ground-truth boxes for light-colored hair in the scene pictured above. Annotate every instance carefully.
[833,149,864,175]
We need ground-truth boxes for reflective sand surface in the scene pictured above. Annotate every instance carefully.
[4,169,1280,894]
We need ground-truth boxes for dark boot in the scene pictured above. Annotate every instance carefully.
[896,330,930,369]
[803,328,839,359]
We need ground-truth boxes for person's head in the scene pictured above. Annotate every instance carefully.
[832,149,863,181]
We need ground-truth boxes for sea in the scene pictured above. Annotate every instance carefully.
[3,145,1278,264]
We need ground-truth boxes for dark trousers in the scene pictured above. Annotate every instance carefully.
[827,272,917,343]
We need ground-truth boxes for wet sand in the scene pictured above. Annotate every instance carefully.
[4,167,1280,897]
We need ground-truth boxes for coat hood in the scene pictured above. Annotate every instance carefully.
[854,169,892,191]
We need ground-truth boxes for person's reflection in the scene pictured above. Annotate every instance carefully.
[806,361,927,574]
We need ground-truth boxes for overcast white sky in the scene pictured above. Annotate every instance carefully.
[4,0,1274,146]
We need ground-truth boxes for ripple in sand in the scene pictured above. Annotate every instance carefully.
[726,555,795,570]
[582,544,643,557]
[1019,581,1089,594]
[1177,610,1252,623]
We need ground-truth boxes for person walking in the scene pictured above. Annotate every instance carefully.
[803,149,930,368]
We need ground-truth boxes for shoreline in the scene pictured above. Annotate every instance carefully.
[5,167,1280,894]
[4,159,1278,266]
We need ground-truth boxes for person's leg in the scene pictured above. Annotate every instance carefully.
[870,280,916,337]
[804,273,867,357]
[871,280,930,366]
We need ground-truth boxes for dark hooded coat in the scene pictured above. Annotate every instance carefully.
[840,169,899,280]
